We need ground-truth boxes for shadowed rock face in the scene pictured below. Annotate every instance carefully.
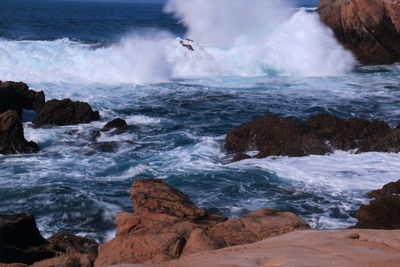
[354,180,400,230]
[0,82,45,115]
[95,178,310,266]
[318,0,400,65]
[33,99,100,127]
[101,118,128,133]
[0,110,39,154]
[225,114,400,160]
[0,213,54,265]
[0,213,98,266]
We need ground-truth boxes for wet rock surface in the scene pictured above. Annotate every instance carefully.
[95,178,309,266]
[0,213,98,266]
[33,99,100,127]
[354,180,400,229]
[225,114,400,160]
[318,0,400,65]
[0,110,39,154]
[101,118,128,133]
[0,81,45,115]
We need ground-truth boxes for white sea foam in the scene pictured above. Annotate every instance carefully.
[0,1,356,84]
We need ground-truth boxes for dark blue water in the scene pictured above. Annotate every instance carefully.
[1,0,399,242]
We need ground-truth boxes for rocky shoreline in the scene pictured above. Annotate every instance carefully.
[2,0,400,266]
[1,179,399,266]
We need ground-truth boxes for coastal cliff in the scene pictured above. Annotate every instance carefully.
[318,0,400,65]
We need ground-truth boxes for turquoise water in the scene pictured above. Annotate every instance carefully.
[0,0,399,241]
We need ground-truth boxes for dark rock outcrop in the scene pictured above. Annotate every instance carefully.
[0,214,54,265]
[318,0,400,65]
[354,180,400,229]
[101,118,127,133]
[95,178,310,266]
[0,213,98,266]
[0,110,39,154]
[225,114,400,160]
[0,82,45,115]
[33,99,100,127]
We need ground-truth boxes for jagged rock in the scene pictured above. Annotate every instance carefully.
[232,153,252,162]
[95,179,309,266]
[225,114,400,160]
[0,110,39,154]
[354,180,400,229]
[33,99,100,127]
[101,118,127,133]
[0,214,54,265]
[0,213,98,266]
[0,82,45,115]
[318,0,400,65]
[47,232,98,256]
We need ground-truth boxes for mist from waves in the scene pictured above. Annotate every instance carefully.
[0,0,356,85]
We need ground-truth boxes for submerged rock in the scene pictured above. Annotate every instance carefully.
[33,99,100,127]
[354,180,400,230]
[225,114,400,160]
[318,0,400,65]
[101,118,128,133]
[0,81,45,115]
[95,178,309,266]
[0,110,39,154]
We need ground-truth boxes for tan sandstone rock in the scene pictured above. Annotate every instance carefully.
[95,179,310,266]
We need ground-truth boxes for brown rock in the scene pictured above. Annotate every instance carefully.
[0,110,39,154]
[0,213,98,266]
[130,230,400,267]
[0,214,54,265]
[47,231,98,256]
[33,99,100,127]
[95,179,309,266]
[101,118,128,133]
[354,180,400,229]
[225,114,399,160]
[318,0,400,65]
[0,81,45,115]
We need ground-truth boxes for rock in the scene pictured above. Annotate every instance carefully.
[318,0,400,65]
[0,213,98,266]
[0,81,45,115]
[354,180,400,229]
[232,153,251,162]
[95,179,309,266]
[33,99,100,127]
[0,110,39,154]
[225,114,400,160]
[368,180,400,199]
[47,232,98,256]
[89,142,120,153]
[0,214,54,265]
[101,118,128,133]
[130,230,400,267]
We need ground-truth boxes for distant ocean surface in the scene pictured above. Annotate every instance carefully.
[0,0,399,241]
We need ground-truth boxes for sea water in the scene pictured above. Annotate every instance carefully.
[0,0,399,241]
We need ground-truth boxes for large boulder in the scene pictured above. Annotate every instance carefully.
[0,82,45,115]
[318,0,400,65]
[225,114,400,160]
[0,213,98,266]
[33,99,100,127]
[0,110,39,154]
[354,180,400,229]
[95,179,309,266]
[0,214,54,265]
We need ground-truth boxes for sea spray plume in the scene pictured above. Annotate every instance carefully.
[165,0,357,76]
[164,0,292,46]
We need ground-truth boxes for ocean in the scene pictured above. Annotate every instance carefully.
[0,0,399,242]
